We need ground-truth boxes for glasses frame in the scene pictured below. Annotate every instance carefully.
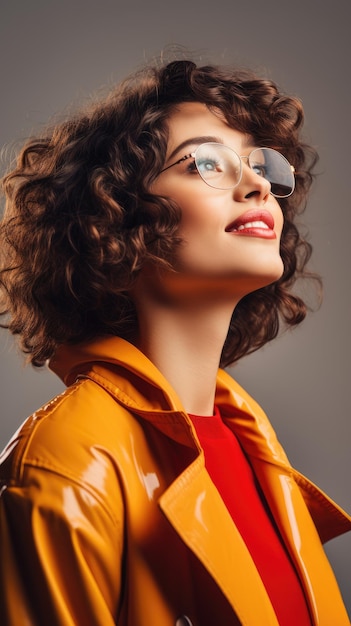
[160,142,295,198]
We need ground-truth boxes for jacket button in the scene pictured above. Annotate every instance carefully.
[176,617,193,626]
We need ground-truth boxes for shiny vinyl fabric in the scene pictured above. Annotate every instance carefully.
[0,336,350,625]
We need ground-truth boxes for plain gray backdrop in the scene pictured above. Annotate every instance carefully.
[1,0,350,614]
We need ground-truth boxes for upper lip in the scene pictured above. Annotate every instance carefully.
[225,209,274,232]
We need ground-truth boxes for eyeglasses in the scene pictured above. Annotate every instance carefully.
[160,142,295,198]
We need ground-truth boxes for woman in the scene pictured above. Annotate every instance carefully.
[0,58,350,625]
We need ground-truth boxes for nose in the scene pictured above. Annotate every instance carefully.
[234,158,271,202]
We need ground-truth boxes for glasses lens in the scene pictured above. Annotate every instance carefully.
[195,143,241,190]
[249,148,295,198]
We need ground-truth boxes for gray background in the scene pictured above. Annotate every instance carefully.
[1,0,350,614]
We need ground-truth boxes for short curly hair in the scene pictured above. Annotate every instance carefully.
[0,58,319,367]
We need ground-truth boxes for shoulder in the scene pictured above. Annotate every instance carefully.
[0,378,135,494]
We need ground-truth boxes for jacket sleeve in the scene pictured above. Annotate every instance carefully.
[0,464,125,626]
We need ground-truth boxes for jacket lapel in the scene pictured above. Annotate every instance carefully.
[246,455,351,625]
[215,368,351,543]
[159,456,280,625]
[216,369,351,625]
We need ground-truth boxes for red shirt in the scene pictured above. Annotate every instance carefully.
[188,406,312,626]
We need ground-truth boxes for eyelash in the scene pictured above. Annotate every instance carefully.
[184,158,197,173]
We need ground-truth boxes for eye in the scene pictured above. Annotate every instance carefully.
[197,157,222,172]
[195,156,224,179]
[251,163,267,178]
[183,156,223,176]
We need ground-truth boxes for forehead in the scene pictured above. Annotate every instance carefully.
[165,102,251,157]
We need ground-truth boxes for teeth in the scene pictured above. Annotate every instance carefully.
[236,221,269,231]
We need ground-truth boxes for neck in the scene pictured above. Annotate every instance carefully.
[134,290,238,416]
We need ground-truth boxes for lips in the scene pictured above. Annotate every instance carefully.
[225,209,276,238]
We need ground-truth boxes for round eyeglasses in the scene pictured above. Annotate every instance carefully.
[160,142,295,198]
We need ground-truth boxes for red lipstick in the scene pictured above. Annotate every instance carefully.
[225,209,276,239]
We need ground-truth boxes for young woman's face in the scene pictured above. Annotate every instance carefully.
[151,102,285,300]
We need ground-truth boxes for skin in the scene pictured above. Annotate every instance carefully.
[133,102,284,415]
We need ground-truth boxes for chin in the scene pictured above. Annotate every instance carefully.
[242,262,284,293]
[257,254,284,280]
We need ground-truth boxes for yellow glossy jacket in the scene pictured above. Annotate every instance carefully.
[0,336,350,626]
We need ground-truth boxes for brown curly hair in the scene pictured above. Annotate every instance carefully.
[0,58,319,367]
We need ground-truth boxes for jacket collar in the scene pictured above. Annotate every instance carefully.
[50,335,185,408]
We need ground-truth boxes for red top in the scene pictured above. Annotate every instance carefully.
[188,406,312,626]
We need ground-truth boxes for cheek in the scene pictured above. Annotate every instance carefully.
[177,193,225,234]
[272,200,284,236]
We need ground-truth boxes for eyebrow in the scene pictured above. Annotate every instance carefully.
[166,135,224,163]
[165,134,254,164]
